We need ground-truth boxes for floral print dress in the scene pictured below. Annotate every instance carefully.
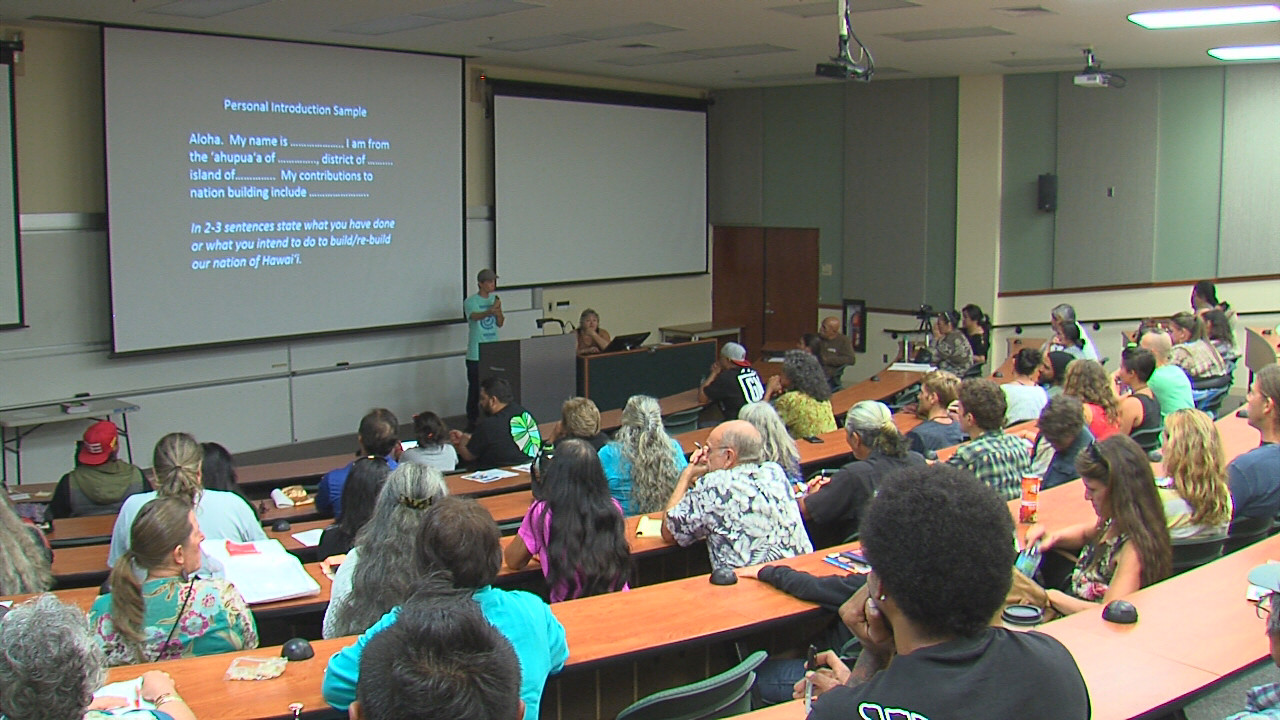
[1068,522,1128,602]
[90,576,258,666]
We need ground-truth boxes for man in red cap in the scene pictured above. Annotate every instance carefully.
[49,421,148,518]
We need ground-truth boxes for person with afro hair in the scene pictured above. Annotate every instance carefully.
[802,464,1090,719]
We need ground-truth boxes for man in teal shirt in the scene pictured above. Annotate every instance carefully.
[1140,329,1193,418]
[465,268,504,431]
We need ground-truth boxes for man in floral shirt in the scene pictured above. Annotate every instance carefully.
[661,420,812,568]
[1228,565,1280,719]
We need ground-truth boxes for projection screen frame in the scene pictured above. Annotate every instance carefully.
[0,60,23,331]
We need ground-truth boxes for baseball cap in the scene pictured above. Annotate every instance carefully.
[721,342,750,367]
[477,268,497,283]
[78,421,119,466]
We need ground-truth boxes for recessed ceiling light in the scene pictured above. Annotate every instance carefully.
[1128,5,1280,29]
[1208,43,1280,60]
[416,1,542,22]
[334,15,446,36]
[146,0,272,19]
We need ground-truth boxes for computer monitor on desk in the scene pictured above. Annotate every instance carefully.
[604,332,650,353]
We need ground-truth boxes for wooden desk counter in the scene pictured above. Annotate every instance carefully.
[830,370,923,418]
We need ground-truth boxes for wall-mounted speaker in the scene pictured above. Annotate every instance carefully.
[1038,173,1057,212]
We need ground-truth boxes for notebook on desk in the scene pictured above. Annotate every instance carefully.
[201,539,321,605]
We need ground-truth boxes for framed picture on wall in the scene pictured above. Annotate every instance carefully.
[843,299,867,353]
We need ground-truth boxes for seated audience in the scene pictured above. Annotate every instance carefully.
[575,308,611,355]
[318,456,392,561]
[930,310,974,376]
[699,342,766,421]
[1191,279,1230,316]
[198,442,256,517]
[400,411,458,471]
[905,370,964,454]
[318,408,402,518]
[92,497,257,665]
[1055,320,1087,359]
[1158,409,1232,540]
[961,303,990,365]
[1025,435,1172,615]
[1035,396,1094,490]
[505,439,630,601]
[324,463,450,638]
[946,379,1031,500]
[1040,350,1074,398]
[0,595,197,720]
[1203,308,1239,364]
[545,397,609,451]
[1140,329,1195,418]
[0,495,52,595]
[449,378,541,469]
[1063,359,1122,441]
[662,420,812,568]
[800,401,925,548]
[1113,347,1162,442]
[765,349,837,438]
[597,395,688,515]
[1167,311,1229,380]
[816,316,857,390]
[1229,364,1280,520]
[739,401,802,483]
[109,433,264,568]
[350,591,524,720]
[800,332,823,357]
[803,464,1089,719]
[1002,348,1049,425]
[1043,303,1100,361]
[1226,571,1280,719]
[50,421,148,519]
[325,497,568,720]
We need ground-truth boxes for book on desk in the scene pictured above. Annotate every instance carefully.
[201,539,321,605]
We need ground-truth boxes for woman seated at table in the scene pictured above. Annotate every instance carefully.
[1203,308,1239,364]
[1191,279,1231,316]
[1002,348,1049,425]
[91,497,258,665]
[0,595,197,720]
[505,439,630,602]
[317,456,392,561]
[1063,359,1122,441]
[0,495,51,596]
[1167,311,1229,381]
[905,370,964,455]
[108,432,265,569]
[597,395,688,515]
[324,496,567,720]
[739,402,802,483]
[199,441,256,517]
[765,350,837,439]
[1025,434,1172,616]
[324,462,449,638]
[1053,320,1087,360]
[801,464,1089,718]
[399,411,458,472]
[961,304,990,366]
[799,401,925,548]
[1158,409,1232,540]
[546,396,610,450]
[575,308,612,355]
[1112,347,1162,441]
[930,310,975,376]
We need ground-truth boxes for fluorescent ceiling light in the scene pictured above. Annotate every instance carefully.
[1128,5,1280,29]
[146,0,272,19]
[1208,43,1280,59]
[334,15,446,35]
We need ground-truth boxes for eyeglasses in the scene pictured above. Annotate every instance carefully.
[1258,592,1274,619]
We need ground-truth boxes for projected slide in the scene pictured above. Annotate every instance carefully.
[104,28,463,353]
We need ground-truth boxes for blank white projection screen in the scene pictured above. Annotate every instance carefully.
[493,94,706,287]
[104,28,463,353]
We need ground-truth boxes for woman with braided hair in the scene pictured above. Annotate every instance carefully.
[597,395,688,514]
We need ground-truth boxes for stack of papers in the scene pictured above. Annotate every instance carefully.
[201,539,321,605]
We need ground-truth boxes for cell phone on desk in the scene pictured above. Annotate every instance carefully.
[804,435,824,443]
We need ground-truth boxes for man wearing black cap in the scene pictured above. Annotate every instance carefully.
[49,421,148,518]
[465,268,504,432]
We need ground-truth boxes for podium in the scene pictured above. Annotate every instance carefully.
[478,334,576,424]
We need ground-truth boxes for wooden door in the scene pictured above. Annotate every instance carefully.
[763,227,819,347]
[712,226,766,353]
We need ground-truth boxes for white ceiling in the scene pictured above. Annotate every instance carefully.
[2,0,1277,89]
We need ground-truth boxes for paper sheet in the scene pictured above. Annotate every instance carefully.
[463,468,519,483]
[291,528,324,547]
[636,516,664,537]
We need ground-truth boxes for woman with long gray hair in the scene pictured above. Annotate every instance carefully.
[598,395,689,515]
[323,461,450,638]
[738,401,802,482]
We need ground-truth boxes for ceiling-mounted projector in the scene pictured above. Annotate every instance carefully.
[1073,48,1126,88]
[815,0,874,82]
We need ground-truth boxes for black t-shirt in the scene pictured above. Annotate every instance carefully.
[704,364,766,419]
[804,451,925,548]
[810,628,1090,720]
[467,402,539,469]
[966,329,990,361]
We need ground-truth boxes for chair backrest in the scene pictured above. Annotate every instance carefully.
[615,650,767,720]
[1170,533,1227,575]
[1128,425,1163,452]
[1225,515,1273,555]
[1192,385,1230,419]
[662,408,703,436]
